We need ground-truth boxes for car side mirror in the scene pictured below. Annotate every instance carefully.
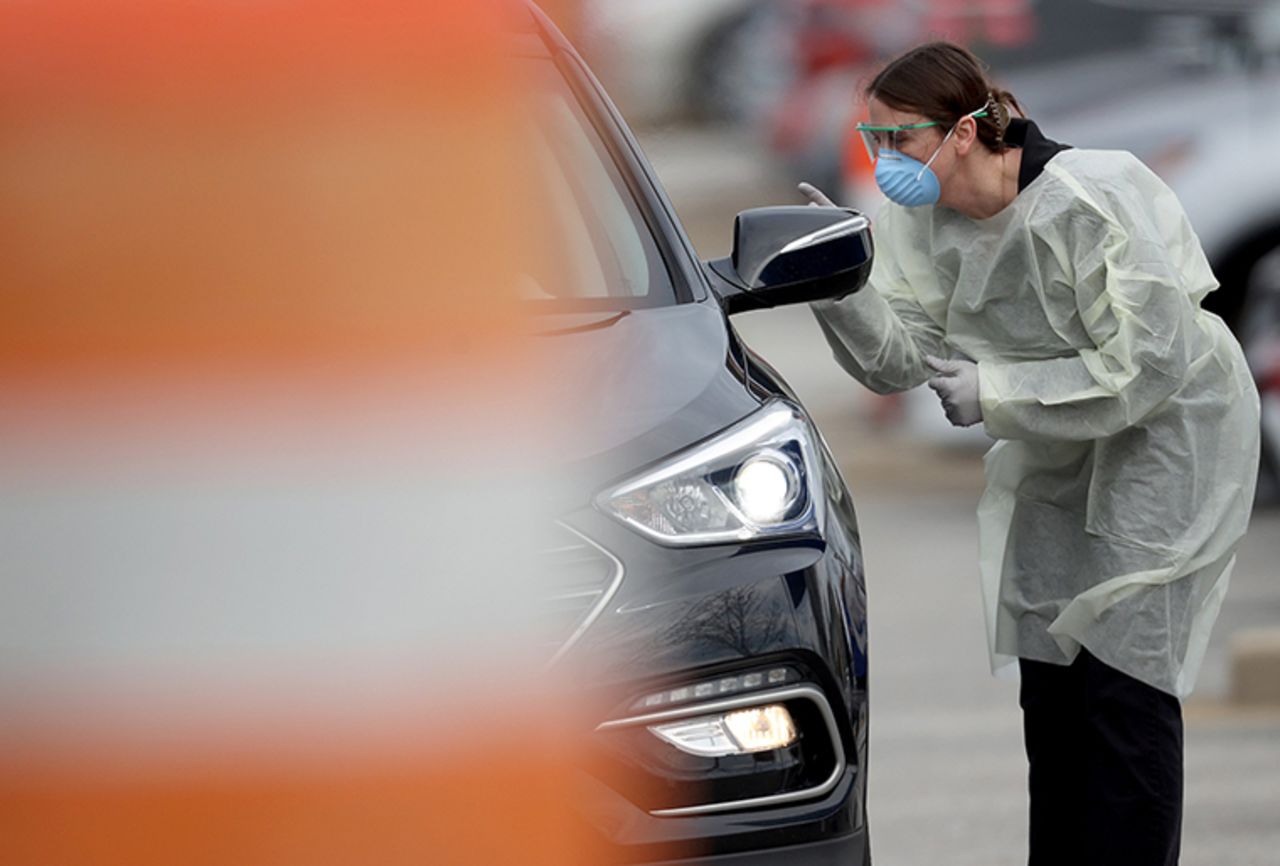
[704,206,873,316]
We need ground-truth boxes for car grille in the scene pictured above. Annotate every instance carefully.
[536,524,621,663]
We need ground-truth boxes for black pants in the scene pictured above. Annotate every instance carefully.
[1020,649,1184,866]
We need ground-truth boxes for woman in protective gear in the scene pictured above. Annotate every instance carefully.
[802,41,1260,866]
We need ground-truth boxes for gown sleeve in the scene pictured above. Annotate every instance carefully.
[977,159,1206,442]
[810,205,948,395]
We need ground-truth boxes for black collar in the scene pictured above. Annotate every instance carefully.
[1004,117,1071,192]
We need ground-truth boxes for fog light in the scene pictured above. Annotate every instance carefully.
[724,705,797,752]
[649,703,798,757]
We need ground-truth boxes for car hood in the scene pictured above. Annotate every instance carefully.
[532,301,761,496]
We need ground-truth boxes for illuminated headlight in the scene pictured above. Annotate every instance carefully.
[734,451,799,524]
[597,401,823,545]
[649,704,798,757]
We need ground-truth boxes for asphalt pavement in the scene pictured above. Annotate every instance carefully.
[638,123,1280,866]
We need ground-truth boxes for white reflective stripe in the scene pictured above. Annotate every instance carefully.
[777,214,870,256]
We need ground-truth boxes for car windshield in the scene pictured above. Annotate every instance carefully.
[513,56,678,309]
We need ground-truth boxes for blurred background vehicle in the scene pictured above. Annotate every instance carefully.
[580,0,792,125]
[1254,328,1280,503]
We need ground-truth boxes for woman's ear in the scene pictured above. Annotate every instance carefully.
[953,116,978,156]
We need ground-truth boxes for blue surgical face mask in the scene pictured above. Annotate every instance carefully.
[873,106,986,207]
[874,149,943,207]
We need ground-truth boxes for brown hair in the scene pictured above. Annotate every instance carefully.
[865,41,1023,153]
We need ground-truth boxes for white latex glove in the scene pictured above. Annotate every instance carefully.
[798,181,838,208]
[925,356,982,427]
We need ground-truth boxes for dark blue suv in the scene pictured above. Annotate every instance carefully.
[514,4,874,863]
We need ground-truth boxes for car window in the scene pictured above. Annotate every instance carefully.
[515,58,677,308]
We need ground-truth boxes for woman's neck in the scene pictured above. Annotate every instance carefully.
[943,146,1023,220]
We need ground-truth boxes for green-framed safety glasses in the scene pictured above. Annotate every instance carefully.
[854,110,989,163]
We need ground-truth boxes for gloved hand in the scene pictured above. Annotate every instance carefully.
[925,356,983,428]
[798,181,838,208]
